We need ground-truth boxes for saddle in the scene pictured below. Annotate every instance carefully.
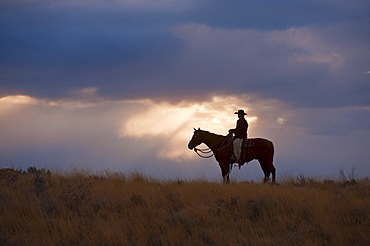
[230,138,254,167]
[243,139,254,148]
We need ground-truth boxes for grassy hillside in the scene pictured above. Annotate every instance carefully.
[0,167,369,246]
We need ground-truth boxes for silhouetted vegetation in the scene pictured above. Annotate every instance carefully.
[0,167,369,245]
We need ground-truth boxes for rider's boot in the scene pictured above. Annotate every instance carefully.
[238,159,243,169]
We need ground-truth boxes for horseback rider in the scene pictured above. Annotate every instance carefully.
[229,109,248,166]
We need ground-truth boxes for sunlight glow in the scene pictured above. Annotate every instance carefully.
[119,95,257,161]
[0,95,37,105]
[0,95,39,114]
[0,93,269,163]
[120,102,195,138]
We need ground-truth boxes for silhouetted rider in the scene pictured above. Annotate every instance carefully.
[229,109,248,138]
[229,109,248,166]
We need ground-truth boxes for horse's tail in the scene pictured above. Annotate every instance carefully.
[266,139,274,163]
[270,140,274,160]
[254,138,276,182]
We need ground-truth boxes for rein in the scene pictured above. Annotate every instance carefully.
[193,134,231,158]
[194,147,214,158]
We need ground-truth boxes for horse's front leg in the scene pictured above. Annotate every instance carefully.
[220,161,230,184]
[223,173,230,183]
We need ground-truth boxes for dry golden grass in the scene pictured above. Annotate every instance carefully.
[0,167,369,246]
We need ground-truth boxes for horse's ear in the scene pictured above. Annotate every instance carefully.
[198,127,200,130]
[193,127,196,131]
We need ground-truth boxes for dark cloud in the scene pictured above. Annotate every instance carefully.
[0,5,180,67]
[0,1,183,98]
[1,1,369,106]
[184,0,370,30]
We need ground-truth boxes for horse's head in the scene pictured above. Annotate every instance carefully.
[188,128,203,150]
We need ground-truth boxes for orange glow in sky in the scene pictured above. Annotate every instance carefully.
[120,96,258,160]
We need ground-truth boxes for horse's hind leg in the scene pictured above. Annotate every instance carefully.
[266,159,276,183]
[259,160,270,182]
[271,165,276,183]
[259,159,276,183]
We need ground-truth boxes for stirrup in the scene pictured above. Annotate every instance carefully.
[238,161,244,169]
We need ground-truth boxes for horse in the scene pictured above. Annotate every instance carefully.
[188,128,276,183]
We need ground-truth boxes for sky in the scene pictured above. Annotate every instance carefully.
[1,0,370,181]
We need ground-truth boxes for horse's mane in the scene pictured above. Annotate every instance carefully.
[198,129,225,138]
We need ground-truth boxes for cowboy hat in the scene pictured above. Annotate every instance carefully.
[234,109,247,115]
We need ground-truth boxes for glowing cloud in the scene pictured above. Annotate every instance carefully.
[0,95,40,114]
[120,95,259,160]
[1,92,369,178]
[0,95,38,105]
[0,93,261,163]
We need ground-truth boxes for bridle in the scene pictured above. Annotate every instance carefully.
[192,132,232,158]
